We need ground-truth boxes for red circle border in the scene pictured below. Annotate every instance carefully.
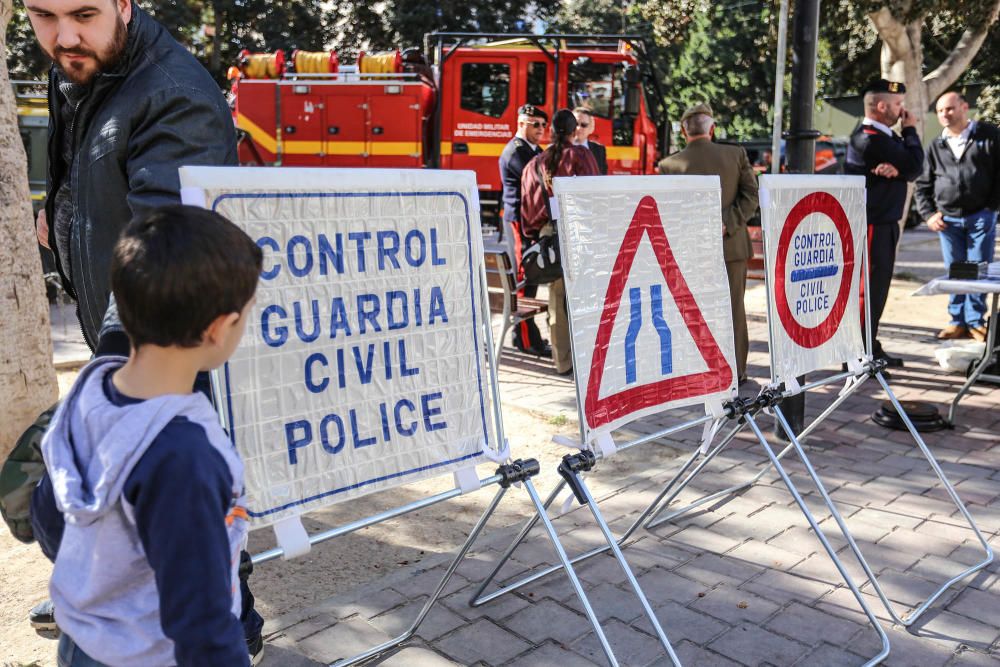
[773,192,855,349]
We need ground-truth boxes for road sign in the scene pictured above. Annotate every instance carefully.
[554,176,736,442]
[179,167,493,527]
[761,175,867,383]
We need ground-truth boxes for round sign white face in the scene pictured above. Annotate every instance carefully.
[785,213,846,330]
[773,191,855,350]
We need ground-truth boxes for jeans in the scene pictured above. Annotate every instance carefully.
[57,634,108,667]
[939,208,998,326]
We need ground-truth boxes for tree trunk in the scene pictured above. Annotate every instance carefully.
[0,0,58,459]
[871,7,927,137]
[871,1,1000,136]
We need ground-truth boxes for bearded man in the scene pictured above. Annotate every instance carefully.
[22,1,263,661]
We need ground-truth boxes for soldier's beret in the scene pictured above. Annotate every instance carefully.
[517,104,548,121]
[863,79,906,95]
[680,101,714,123]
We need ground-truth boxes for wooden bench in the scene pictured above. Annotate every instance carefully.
[483,248,548,361]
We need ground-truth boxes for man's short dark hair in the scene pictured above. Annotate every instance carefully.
[111,205,263,348]
[936,90,968,105]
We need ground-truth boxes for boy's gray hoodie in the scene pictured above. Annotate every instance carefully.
[41,356,248,666]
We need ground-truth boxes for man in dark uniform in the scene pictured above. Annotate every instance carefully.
[573,106,608,174]
[499,104,551,356]
[845,79,924,367]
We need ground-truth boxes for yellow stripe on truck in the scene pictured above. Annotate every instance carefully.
[606,146,640,161]
[236,116,420,157]
[326,141,366,155]
[368,141,421,156]
[236,113,278,154]
[439,142,506,157]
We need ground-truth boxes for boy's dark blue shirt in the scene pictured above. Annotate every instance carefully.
[32,372,248,666]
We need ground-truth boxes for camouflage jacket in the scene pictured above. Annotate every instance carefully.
[0,405,57,542]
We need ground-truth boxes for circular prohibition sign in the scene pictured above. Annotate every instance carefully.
[773,191,855,349]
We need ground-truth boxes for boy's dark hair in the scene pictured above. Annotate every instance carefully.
[111,205,263,348]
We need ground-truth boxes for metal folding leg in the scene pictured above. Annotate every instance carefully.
[328,460,616,667]
[648,371,872,527]
[470,433,726,607]
[467,400,889,665]
[742,409,890,666]
[469,417,717,607]
[947,292,1000,425]
[770,374,995,627]
[556,451,681,666]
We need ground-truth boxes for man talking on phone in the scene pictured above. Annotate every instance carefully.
[845,79,924,368]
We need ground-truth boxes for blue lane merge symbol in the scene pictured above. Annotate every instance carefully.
[790,265,838,282]
[624,285,673,384]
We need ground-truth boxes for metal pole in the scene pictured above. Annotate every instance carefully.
[770,0,790,175]
[774,0,821,437]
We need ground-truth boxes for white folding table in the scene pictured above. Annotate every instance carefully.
[914,272,1000,424]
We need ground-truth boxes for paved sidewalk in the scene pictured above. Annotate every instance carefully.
[258,227,1000,666]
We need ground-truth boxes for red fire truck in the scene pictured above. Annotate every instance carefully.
[229,33,668,225]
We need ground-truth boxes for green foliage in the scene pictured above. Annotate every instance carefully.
[818,1,1000,99]
[334,0,558,57]
[977,84,1000,123]
[5,0,333,83]
[669,0,777,139]
[5,7,47,80]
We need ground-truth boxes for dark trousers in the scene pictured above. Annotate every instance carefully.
[864,222,900,344]
[726,259,749,379]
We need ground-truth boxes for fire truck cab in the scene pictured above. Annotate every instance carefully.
[230,33,666,226]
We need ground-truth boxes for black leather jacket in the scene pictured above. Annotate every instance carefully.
[45,4,236,350]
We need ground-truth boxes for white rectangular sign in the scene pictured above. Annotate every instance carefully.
[554,176,737,444]
[179,167,493,527]
[760,175,867,384]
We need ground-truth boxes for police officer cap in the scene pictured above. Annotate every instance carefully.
[863,79,906,95]
[518,104,548,121]
[680,101,714,123]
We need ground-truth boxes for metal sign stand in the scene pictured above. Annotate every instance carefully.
[462,185,890,664]
[468,398,892,666]
[648,234,995,630]
[243,260,663,667]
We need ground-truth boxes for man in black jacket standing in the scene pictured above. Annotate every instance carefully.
[31,0,237,356]
[573,106,608,175]
[915,91,1000,342]
[499,104,551,356]
[845,79,924,367]
[24,0,263,660]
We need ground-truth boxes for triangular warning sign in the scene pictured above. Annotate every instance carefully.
[585,195,733,429]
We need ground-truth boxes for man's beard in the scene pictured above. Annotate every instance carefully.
[52,16,128,85]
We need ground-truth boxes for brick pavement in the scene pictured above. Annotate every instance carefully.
[260,228,999,666]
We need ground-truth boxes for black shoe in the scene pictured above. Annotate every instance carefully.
[872,342,904,368]
[531,342,553,358]
[513,337,553,358]
[29,599,57,632]
[875,351,904,368]
[248,632,264,665]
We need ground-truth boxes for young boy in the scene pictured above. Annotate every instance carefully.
[33,205,262,666]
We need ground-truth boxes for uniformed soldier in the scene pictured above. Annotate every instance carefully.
[499,104,551,357]
[658,102,759,384]
[845,79,924,368]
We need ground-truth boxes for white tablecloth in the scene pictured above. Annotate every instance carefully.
[913,264,1000,297]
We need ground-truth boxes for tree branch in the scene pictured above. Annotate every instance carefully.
[869,6,910,62]
[924,0,1000,101]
